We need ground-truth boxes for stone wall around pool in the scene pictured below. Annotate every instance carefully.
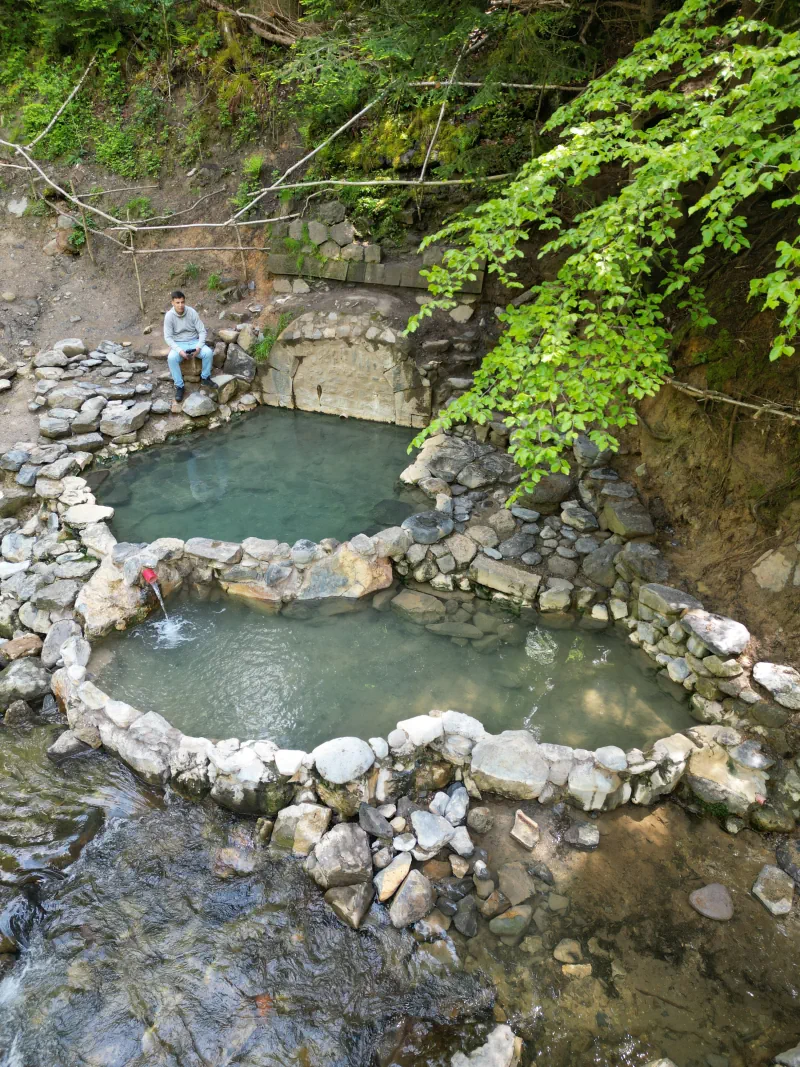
[1,420,796,836]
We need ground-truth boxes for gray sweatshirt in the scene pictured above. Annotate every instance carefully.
[164,305,207,348]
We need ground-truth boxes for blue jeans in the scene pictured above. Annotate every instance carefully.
[167,341,213,387]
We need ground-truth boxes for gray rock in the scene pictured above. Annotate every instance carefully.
[688,883,733,921]
[389,870,434,928]
[573,433,612,468]
[527,473,575,505]
[445,784,470,826]
[305,823,372,889]
[47,728,90,761]
[471,730,549,799]
[1,531,34,563]
[184,537,242,565]
[640,583,703,616]
[38,416,72,439]
[489,904,532,939]
[680,609,750,657]
[223,343,256,381]
[564,822,600,850]
[752,864,794,916]
[581,543,619,586]
[313,736,375,784]
[0,450,31,473]
[467,807,494,834]
[40,619,82,668]
[498,532,536,559]
[457,452,520,489]
[99,401,151,437]
[67,433,106,453]
[401,511,455,544]
[561,505,599,532]
[3,699,36,726]
[774,1046,800,1067]
[453,894,478,937]
[752,662,800,710]
[0,657,51,708]
[324,881,374,930]
[359,802,394,840]
[182,392,216,418]
[30,579,79,610]
[271,803,332,856]
[411,810,456,851]
[602,498,655,537]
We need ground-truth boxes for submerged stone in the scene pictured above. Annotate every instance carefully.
[688,882,734,921]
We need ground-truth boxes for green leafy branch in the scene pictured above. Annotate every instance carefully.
[408,0,800,490]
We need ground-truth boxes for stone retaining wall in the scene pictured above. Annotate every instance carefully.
[1,390,799,839]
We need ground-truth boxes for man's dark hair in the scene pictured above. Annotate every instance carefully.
[171,290,185,300]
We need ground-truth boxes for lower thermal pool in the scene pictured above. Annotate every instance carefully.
[95,406,424,545]
[92,593,692,751]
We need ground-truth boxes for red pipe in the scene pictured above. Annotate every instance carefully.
[141,567,158,585]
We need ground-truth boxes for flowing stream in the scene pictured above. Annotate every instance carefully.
[0,725,493,1066]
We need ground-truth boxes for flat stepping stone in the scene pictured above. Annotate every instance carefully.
[689,883,733,921]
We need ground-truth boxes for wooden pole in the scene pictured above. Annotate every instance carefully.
[234,222,249,285]
[129,229,145,312]
[71,179,94,265]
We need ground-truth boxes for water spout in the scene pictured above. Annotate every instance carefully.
[141,568,169,619]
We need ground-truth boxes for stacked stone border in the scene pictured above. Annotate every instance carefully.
[2,421,797,841]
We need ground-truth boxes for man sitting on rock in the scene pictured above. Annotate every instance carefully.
[164,290,214,404]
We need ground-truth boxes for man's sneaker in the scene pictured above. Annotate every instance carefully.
[175,385,185,403]
[200,376,217,395]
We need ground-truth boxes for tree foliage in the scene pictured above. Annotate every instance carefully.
[409,0,800,490]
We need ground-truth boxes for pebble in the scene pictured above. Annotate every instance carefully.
[688,883,734,921]
[553,938,582,963]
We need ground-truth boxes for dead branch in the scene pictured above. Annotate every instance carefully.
[665,378,800,424]
[121,245,271,254]
[197,0,300,45]
[107,213,298,233]
[77,185,159,198]
[419,42,469,184]
[133,187,228,225]
[25,54,97,150]
[228,94,386,221]
[410,80,585,90]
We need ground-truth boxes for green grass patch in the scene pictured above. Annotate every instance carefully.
[252,312,295,363]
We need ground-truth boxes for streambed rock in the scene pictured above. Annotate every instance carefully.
[0,658,51,707]
[324,881,374,930]
[389,869,434,928]
[271,803,332,856]
[305,823,372,889]
[689,882,734,921]
[451,1024,523,1067]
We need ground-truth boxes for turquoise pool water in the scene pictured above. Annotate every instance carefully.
[97,407,424,545]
